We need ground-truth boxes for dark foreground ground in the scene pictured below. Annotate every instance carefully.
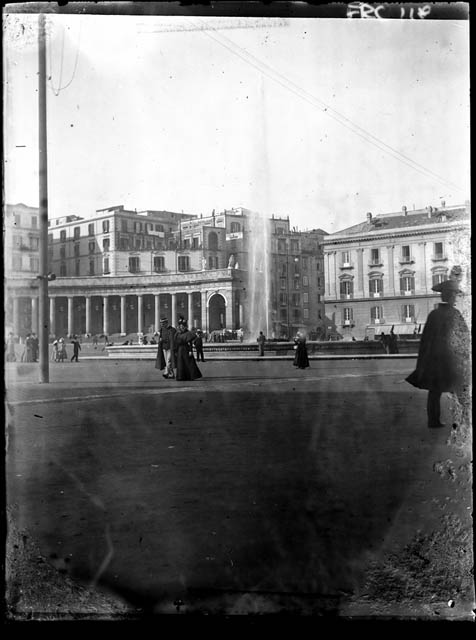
[4,358,474,621]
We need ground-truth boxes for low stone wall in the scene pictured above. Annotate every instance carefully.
[106,339,420,359]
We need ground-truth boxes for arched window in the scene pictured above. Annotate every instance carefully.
[208,231,218,251]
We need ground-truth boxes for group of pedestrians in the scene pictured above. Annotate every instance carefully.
[155,316,204,381]
[52,336,81,362]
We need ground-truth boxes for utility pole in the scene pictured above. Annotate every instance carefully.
[38,13,49,383]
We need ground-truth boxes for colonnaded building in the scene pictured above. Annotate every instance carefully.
[322,202,471,340]
[4,203,327,341]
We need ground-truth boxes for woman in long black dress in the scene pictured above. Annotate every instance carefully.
[175,320,203,381]
[293,331,310,369]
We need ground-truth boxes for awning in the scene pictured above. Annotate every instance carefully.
[368,323,423,335]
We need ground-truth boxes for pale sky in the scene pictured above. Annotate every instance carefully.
[3,13,470,233]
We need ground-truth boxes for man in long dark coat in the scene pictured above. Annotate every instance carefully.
[406,279,470,429]
[155,317,176,379]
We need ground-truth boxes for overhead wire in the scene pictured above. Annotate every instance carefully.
[47,18,82,96]
[192,18,465,194]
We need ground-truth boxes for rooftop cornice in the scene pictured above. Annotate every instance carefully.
[322,219,469,246]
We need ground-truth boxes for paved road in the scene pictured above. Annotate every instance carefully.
[5,359,473,618]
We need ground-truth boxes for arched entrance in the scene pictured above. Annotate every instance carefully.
[208,293,226,331]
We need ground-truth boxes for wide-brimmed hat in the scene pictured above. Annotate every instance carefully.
[432,279,462,294]
[159,317,168,324]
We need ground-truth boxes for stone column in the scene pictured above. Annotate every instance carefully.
[137,294,143,333]
[326,253,331,297]
[31,296,38,334]
[85,296,91,335]
[67,296,74,336]
[333,252,338,298]
[188,292,194,327]
[49,297,55,336]
[103,296,109,336]
[13,296,19,336]
[120,295,126,335]
[201,291,207,332]
[223,291,229,329]
[171,293,177,327]
[154,294,160,332]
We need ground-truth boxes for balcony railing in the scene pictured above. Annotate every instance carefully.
[432,254,447,261]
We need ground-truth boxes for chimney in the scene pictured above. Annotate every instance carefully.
[402,205,407,216]
[366,212,372,223]
[426,205,433,218]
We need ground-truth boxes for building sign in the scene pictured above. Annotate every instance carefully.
[226,232,243,241]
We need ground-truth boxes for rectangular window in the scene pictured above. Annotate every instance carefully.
[121,219,128,232]
[434,242,444,259]
[153,256,165,272]
[60,246,66,259]
[302,257,308,271]
[103,258,110,274]
[294,260,300,274]
[60,263,67,277]
[102,219,110,233]
[31,216,38,228]
[291,240,299,252]
[29,237,39,250]
[88,223,94,236]
[135,238,141,250]
[155,224,164,232]
[400,275,415,294]
[432,273,446,287]
[343,307,353,322]
[192,237,199,249]
[119,237,129,250]
[74,243,80,257]
[280,278,286,290]
[60,230,66,242]
[340,280,353,298]
[103,238,110,252]
[73,227,80,239]
[302,275,309,287]
[128,257,140,273]
[403,304,415,321]
[281,263,287,276]
[370,306,384,322]
[75,260,81,277]
[371,248,380,264]
[14,214,21,227]
[279,292,287,305]
[178,256,190,272]
[369,278,383,295]
[294,278,300,290]
[342,251,350,265]
[29,257,39,272]
[292,293,300,306]
[401,245,411,261]
[88,241,95,254]
[13,255,22,270]
[48,233,53,244]
[303,308,309,320]
[280,308,287,321]
[278,239,286,252]
[89,260,95,275]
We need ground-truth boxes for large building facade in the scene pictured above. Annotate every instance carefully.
[4,203,327,340]
[322,203,471,340]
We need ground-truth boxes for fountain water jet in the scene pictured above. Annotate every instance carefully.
[246,209,271,342]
